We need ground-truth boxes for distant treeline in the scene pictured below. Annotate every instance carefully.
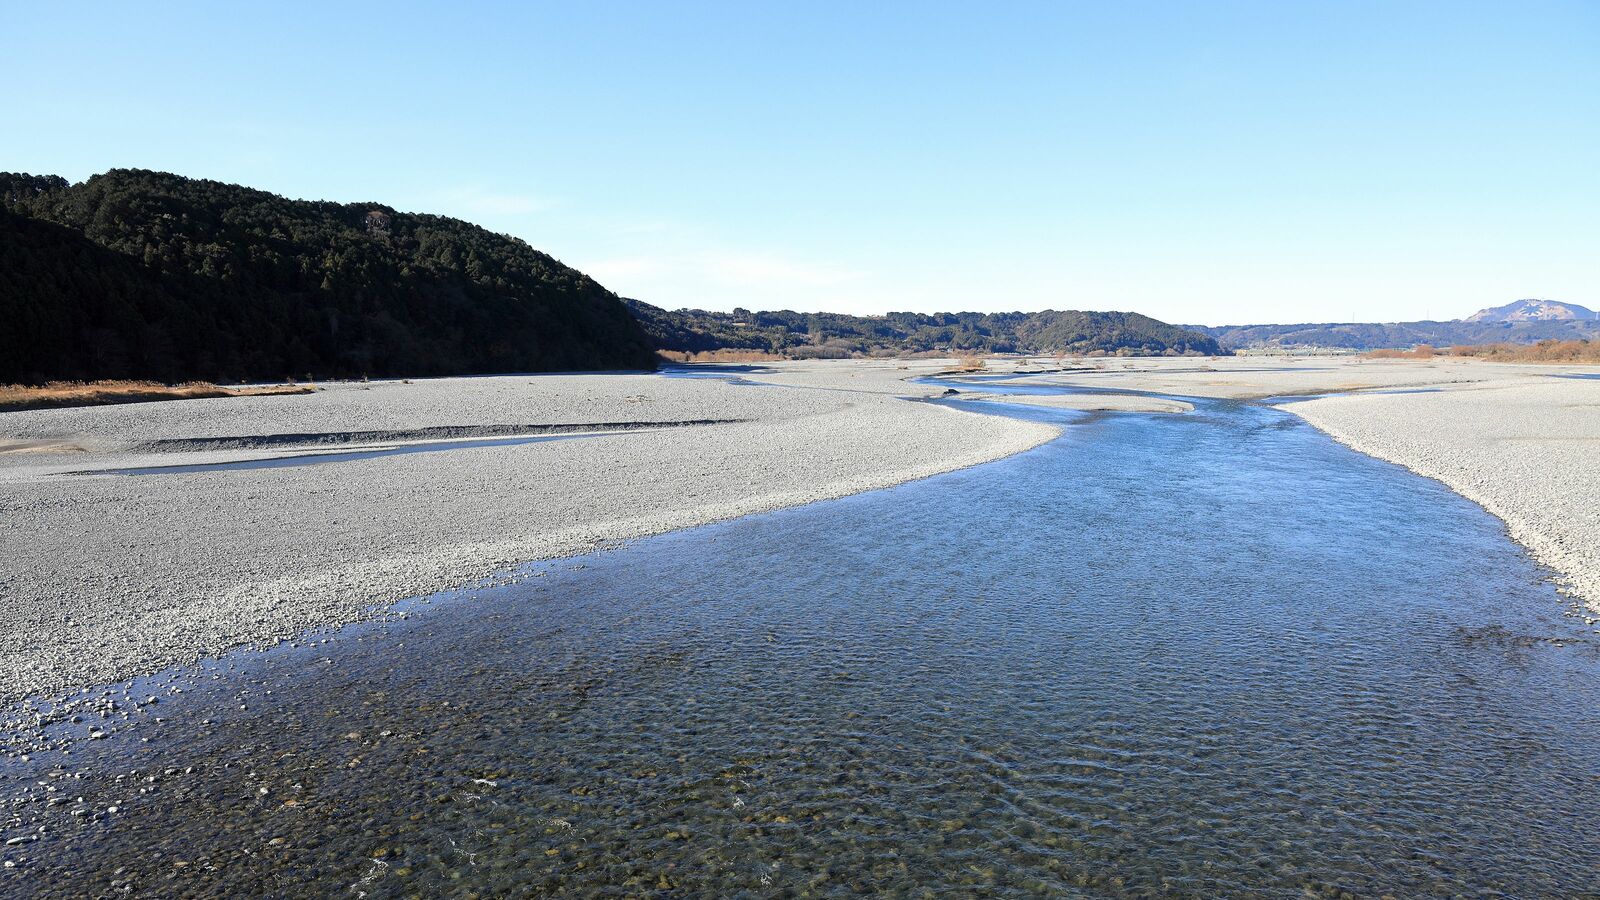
[0,170,655,384]
[1191,319,1600,352]
[625,299,1222,358]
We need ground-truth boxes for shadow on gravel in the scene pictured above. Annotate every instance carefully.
[128,420,742,453]
[74,420,746,476]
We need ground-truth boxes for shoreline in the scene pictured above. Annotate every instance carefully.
[967,354,1600,617]
[5,355,1597,706]
[1287,400,1600,617]
[0,361,1059,706]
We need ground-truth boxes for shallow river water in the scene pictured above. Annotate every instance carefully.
[4,384,1599,897]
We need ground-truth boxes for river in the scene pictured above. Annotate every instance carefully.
[3,383,1597,897]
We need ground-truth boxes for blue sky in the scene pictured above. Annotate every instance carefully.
[5,1,1596,325]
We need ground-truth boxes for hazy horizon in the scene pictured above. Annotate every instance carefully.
[8,2,1595,325]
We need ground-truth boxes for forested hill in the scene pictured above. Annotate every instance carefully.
[625,300,1221,357]
[0,169,655,383]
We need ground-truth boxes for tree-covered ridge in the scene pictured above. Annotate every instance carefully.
[0,169,655,383]
[624,299,1221,357]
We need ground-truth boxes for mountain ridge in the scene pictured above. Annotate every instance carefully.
[1464,298,1597,323]
[1,169,657,383]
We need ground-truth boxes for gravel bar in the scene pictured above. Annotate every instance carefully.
[0,360,1058,704]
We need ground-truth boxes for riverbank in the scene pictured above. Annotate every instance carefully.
[974,355,1600,613]
[0,380,314,413]
[0,360,1058,704]
[1291,379,1600,616]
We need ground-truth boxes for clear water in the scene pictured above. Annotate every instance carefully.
[4,393,1599,897]
[657,364,773,385]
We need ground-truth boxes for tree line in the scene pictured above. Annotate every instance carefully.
[625,299,1221,358]
[1,169,656,384]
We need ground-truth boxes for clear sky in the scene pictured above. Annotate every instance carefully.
[5,1,1596,325]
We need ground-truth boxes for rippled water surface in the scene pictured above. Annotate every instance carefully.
[5,388,1600,897]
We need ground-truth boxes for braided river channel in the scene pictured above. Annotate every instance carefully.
[4,381,1599,897]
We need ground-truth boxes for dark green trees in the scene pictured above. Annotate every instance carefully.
[624,299,1221,357]
[0,170,656,383]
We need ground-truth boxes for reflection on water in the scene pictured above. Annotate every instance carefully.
[4,396,1599,897]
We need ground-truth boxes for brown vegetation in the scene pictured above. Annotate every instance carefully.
[1448,340,1600,364]
[1363,340,1600,364]
[941,355,990,374]
[0,380,313,413]
[655,349,787,364]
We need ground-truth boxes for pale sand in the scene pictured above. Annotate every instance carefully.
[0,360,1058,703]
[975,354,1553,399]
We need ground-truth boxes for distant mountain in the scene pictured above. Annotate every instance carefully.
[1464,298,1597,323]
[1190,318,1600,352]
[0,169,655,384]
[626,299,1222,358]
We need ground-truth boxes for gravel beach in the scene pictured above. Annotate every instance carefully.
[0,360,1057,703]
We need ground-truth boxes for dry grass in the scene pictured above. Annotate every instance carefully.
[656,349,787,364]
[0,380,313,413]
[1362,340,1600,364]
[939,355,989,375]
[1449,340,1600,364]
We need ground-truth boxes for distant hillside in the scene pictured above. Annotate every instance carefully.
[625,300,1221,357]
[1464,298,1597,323]
[0,169,655,384]
[1192,318,1600,351]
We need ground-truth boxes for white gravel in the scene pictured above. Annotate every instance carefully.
[0,360,1058,703]
[981,354,1576,399]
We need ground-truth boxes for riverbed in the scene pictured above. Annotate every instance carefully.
[3,387,1596,896]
